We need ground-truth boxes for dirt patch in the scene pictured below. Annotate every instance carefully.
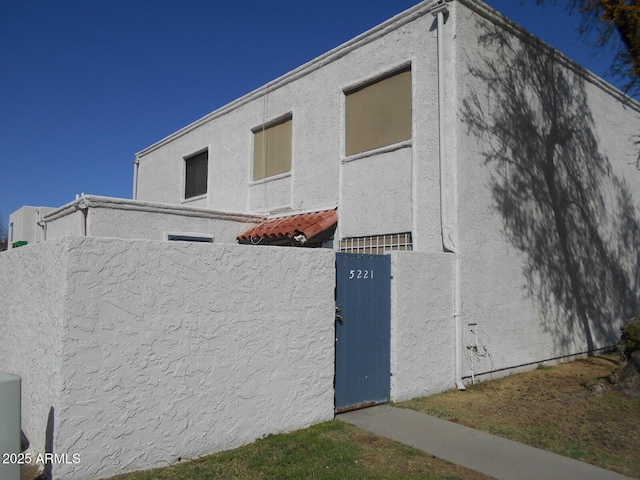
[400,354,640,478]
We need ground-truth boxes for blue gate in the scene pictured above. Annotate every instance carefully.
[335,253,391,413]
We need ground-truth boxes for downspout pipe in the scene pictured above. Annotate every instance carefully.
[133,158,140,200]
[75,195,88,236]
[432,0,465,391]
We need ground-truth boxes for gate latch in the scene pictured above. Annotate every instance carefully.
[335,306,343,325]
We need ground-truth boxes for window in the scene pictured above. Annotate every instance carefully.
[345,67,412,156]
[167,233,213,243]
[253,115,292,181]
[184,150,208,199]
[340,232,413,254]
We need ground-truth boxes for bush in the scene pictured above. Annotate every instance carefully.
[611,318,640,391]
[620,317,640,361]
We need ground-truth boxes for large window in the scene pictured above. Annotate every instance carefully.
[345,67,412,156]
[253,115,292,181]
[184,150,208,199]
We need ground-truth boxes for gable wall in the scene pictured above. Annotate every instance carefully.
[453,0,640,378]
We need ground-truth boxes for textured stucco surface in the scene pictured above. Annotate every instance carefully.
[45,210,85,239]
[0,241,66,457]
[0,238,335,480]
[86,207,254,243]
[8,206,54,248]
[340,148,413,238]
[390,252,455,400]
[248,175,292,213]
[453,0,640,379]
[11,196,263,247]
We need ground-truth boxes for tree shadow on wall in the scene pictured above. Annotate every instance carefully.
[462,23,640,353]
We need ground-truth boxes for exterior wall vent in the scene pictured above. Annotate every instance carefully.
[340,232,412,254]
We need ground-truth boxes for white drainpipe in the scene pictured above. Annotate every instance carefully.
[77,196,88,236]
[432,0,465,390]
[133,158,140,200]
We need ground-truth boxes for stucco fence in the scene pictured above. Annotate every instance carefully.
[0,237,336,479]
[0,237,454,479]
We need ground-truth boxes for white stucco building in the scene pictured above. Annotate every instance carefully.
[3,0,640,478]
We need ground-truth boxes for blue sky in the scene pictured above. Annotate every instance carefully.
[0,0,623,232]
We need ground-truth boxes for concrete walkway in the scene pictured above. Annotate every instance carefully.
[338,405,634,480]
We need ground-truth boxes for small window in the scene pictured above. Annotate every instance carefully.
[167,234,213,243]
[185,150,208,199]
[253,115,292,181]
[345,68,412,156]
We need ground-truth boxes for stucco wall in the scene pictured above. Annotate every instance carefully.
[45,209,85,239]
[8,206,54,248]
[11,196,263,246]
[340,147,413,238]
[83,203,259,244]
[452,0,640,379]
[0,238,335,479]
[390,252,455,401]
[0,242,66,458]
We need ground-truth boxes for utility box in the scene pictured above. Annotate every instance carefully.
[0,374,21,480]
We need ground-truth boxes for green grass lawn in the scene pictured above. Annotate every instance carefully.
[108,420,490,480]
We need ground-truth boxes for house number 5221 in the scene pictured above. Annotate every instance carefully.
[348,269,374,279]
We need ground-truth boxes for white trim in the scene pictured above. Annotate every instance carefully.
[250,112,293,133]
[249,171,291,187]
[342,141,412,164]
[342,61,412,94]
[42,195,263,224]
[181,193,207,204]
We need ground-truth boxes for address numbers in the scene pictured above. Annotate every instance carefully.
[348,269,374,279]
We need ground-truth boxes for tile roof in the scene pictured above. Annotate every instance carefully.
[237,209,338,244]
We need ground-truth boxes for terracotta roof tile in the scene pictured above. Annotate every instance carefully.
[237,209,338,243]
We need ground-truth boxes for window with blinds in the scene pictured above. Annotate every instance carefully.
[345,67,412,156]
[253,115,292,181]
[184,150,208,199]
